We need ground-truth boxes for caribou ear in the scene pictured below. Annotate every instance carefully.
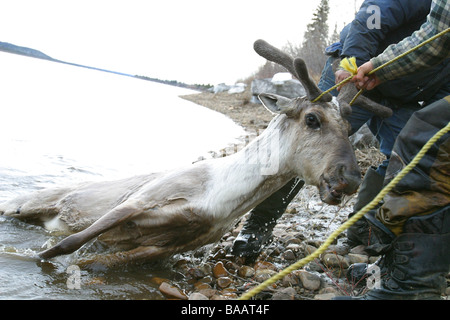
[259,93,300,118]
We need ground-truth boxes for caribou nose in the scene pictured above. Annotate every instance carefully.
[338,164,362,194]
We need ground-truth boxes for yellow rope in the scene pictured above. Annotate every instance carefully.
[239,121,450,300]
[312,27,450,104]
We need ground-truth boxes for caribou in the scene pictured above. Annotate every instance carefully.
[0,40,387,267]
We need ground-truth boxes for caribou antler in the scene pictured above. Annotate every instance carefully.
[331,59,393,119]
[337,85,393,118]
[254,39,332,103]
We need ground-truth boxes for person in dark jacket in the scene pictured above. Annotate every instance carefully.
[334,0,449,299]
[232,0,450,261]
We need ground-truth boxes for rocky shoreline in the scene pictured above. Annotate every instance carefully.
[144,89,449,301]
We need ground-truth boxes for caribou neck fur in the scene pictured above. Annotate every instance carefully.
[203,107,298,223]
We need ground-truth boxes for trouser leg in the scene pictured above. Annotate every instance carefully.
[231,177,304,262]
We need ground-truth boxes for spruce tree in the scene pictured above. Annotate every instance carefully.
[300,0,330,79]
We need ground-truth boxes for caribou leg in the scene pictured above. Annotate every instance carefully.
[39,203,141,260]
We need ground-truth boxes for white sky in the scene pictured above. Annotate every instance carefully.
[0,0,363,85]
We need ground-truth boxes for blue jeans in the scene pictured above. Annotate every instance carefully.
[318,57,418,177]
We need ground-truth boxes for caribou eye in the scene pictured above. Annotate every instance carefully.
[305,113,321,129]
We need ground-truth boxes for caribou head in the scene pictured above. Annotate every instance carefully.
[253,39,362,204]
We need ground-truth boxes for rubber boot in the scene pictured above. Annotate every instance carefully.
[338,205,450,300]
[231,177,304,262]
[347,166,385,247]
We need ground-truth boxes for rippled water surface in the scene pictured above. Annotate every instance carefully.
[0,52,245,299]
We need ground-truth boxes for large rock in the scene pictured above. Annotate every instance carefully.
[349,123,379,148]
[213,83,231,93]
[212,82,247,94]
[251,72,306,103]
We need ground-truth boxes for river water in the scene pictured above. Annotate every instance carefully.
[0,52,245,299]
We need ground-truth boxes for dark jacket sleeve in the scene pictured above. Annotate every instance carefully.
[341,0,432,66]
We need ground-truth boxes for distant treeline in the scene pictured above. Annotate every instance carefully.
[135,75,213,91]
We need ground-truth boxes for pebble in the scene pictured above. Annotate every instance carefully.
[282,273,299,286]
[198,288,218,298]
[150,277,169,286]
[314,292,336,300]
[189,292,209,300]
[254,261,277,271]
[159,282,188,300]
[238,265,255,278]
[282,249,296,260]
[271,287,297,300]
[346,253,369,265]
[216,277,232,289]
[255,269,277,282]
[350,244,368,255]
[194,281,212,290]
[212,261,228,278]
[321,253,350,269]
[296,270,321,291]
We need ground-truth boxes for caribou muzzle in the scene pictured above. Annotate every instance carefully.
[319,164,361,205]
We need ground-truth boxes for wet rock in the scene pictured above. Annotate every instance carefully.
[84,277,107,286]
[212,248,227,260]
[224,261,239,274]
[286,243,302,252]
[301,243,318,255]
[319,286,340,295]
[325,244,350,256]
[271,287,297,300]
[255,269,277,282]
[159,282,188,300]
[322,253,350,269]
[254,261,277,271]
[213,261,228,278]
[282,273,299,286]
[189,292,209,300]
[150,277,169,286]
[314,292,336,300]
[238,265,255,278]
[296,270,321,291]
[198,288,218,298]
[197,263,213,276]
[187,267,206,279]
[346,253,369,265]
[282,249,296,260]
[216,277,232,289]
[194,281,212,291]
[350,244,368,255]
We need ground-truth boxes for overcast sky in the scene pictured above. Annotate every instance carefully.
[0,0,363,85]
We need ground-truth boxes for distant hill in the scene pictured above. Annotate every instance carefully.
[0,41,55,61]
[0,41,209,91]
[0,41,134,77]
